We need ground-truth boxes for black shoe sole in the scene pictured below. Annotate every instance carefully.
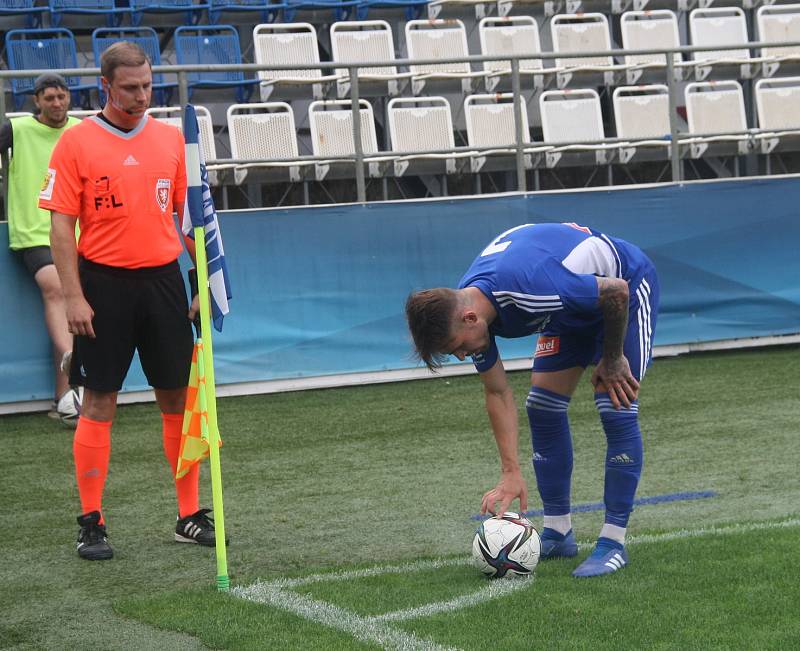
[78,551,114,560]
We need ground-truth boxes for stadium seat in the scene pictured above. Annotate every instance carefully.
[48,0,126,27]
[252,22,337,102]
[689,7,754,80]
[5,28,94,110]
[550,13,622,88]
[283,0,360,22]
[128,0,207,27]
[612,85,672,163]
[620,10,682,85]
[145,105,219,184]
[355,0,427,21]
[427,0,491,21]
[0,0,47,28]
[684,80,752,159]
[757,4,800,78]
[92,27,177,107]
[464,93,549,173]
[539,88,617,168]
[308,99,392,180]
[208,0,286,26]
[330,20,410,98]
[67,109,97,117]
[386,95,469,177]
[225,102,314,184]
[477,15,544,93]
[404,19,485,95]
[174,25,259,104]
[754,76,800,154]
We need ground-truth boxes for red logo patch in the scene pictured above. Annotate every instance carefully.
[535,336,560,358]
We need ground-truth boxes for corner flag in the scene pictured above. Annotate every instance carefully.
[181,104,230,592]
[181,105,231,331]
[176,340,222,479]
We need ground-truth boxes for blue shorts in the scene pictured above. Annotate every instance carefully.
[532,270,660,381]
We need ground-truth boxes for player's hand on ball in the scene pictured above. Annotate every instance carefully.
[480,469,528,516]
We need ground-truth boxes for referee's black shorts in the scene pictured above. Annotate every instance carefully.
[68,257,193,393]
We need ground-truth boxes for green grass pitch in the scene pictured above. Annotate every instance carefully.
[1,346,798,650]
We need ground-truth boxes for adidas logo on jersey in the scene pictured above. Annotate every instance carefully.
[123,154,139,166]
[532,452,547,462]
[609,453,635,464]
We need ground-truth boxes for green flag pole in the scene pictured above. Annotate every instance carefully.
[193,225,229,592]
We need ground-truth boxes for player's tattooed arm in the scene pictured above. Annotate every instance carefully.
[593,277,638,409]
[596,277,629,359]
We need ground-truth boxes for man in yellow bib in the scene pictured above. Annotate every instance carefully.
[1,73,81,424]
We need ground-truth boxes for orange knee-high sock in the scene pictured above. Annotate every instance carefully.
[162,413,199,518]
[73,416,111,523]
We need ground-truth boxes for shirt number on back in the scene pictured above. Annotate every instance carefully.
[480,224,534,257]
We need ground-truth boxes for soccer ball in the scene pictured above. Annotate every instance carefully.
[56,386,83,427]
[472,512,541,578]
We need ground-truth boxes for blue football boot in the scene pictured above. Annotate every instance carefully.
[539,528,579,560]
[572,537,628,577]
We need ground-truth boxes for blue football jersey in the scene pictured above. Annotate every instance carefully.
[457,223,653,372]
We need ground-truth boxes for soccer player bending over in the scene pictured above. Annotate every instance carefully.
[405,223,659,577]
[40,42,222,560]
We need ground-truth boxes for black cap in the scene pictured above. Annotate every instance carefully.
[33,72,69,96]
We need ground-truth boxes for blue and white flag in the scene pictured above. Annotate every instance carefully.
[182,105,231,332]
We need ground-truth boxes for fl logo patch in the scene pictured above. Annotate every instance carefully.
[156,178,171,213]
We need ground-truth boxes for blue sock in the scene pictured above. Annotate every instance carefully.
[592,536,625,556]
[541,528,571,541]
[595,392,643,528]
[527,387,572,518]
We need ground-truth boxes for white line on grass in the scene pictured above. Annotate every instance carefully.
[371,577,533,622]
[234,518,800,651]
[232,583,459,651]
[623,517,800,547]
[258,556,471,589]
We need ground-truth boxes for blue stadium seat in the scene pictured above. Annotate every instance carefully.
[0,0,47,28]
[283,0,360,22]
[355,0,427,21]
[208,0,286,25]
[48,0,126,27]
[91,27,177,107]
[128,0,207,27]
[5,28,94,110]
[174,25,259,103]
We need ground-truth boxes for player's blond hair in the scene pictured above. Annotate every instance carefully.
[100,42,151,82]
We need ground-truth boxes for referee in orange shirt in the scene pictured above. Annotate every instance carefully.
[40,42,222,560]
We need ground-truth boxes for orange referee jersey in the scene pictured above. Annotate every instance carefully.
[39,115,187,269]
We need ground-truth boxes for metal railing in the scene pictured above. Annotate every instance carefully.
[3,38,800,203]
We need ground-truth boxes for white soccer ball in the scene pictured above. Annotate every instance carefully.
[56,387,83,426]
[472,512,541,578]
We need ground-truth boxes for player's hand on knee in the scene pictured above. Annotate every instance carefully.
[592,356,639,409]
[66,296,96,339]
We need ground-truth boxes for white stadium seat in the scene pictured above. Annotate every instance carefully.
[478,15,544,92]
[540,88,617,167]
[620,10,682,84]
[404,19,485,95]
[308,99,393,180]
[684,80,752,158]
[226,102,313,184]
[689,7,753,80]
[252,22,336,101]
[387,96,466,176]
